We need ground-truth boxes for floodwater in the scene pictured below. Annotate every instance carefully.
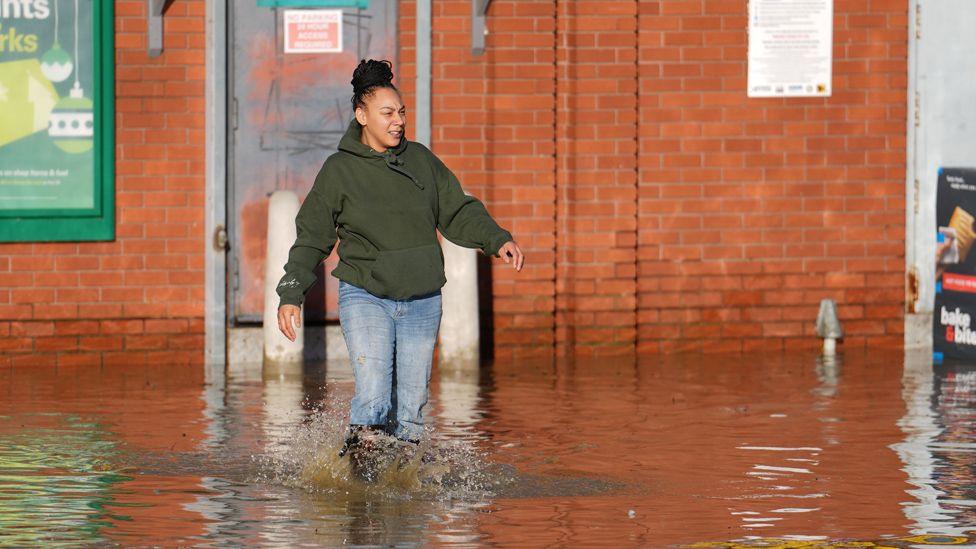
[1,350,975,547]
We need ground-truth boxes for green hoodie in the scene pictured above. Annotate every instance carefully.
[276,119,513,306]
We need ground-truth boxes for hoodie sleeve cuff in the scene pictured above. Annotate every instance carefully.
[486,230,513,257]
[278,294,303,308]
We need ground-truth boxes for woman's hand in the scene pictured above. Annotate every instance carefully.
[277,304,301,342]
[498,241,524,272]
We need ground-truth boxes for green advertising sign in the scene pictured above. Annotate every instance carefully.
[0,0,114,242]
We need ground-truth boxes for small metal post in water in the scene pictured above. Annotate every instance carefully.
[815,299,844,356]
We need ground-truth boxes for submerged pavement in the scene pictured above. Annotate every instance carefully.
[0,350,973,546]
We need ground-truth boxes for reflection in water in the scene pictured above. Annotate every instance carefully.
[724,355,838,537]
[437,366,483,440]
[0,415,125,545]
[0,364,210,545]
[0,351,975,545]
[894,350,976,535]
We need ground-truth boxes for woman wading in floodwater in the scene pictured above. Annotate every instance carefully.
[276,59,523,460]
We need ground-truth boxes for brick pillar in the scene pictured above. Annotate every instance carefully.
[402,0,559,361]
[555,0,639,357]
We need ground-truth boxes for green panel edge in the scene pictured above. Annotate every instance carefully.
[0,1,115,242]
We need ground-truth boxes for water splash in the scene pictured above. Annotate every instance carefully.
[252,406,505,501]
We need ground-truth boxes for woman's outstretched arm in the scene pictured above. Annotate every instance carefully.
[430,151,513,257]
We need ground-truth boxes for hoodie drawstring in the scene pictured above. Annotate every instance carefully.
[382,152,424,190]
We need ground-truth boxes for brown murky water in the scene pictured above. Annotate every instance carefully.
[1,350,974,547]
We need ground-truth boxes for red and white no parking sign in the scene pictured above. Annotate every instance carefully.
[284,10,342,54]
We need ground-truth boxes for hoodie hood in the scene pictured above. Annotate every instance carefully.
[337,118,420,189]
[338,118,408,160]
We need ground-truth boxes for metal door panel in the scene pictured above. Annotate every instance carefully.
[228,1,397,323]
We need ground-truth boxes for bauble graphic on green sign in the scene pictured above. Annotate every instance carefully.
[48,82,92,154]
[40,43,72,83]
[39,0,73,83]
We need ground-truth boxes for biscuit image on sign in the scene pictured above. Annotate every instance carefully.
[949,207,976,262]
[939,226,959,264]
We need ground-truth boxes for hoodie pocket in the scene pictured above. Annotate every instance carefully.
[366,243,446,299]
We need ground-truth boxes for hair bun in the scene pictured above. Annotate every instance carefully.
[351,59,394,93]
[350,59,398,110]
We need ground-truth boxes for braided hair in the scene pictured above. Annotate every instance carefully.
[351,59,397,111]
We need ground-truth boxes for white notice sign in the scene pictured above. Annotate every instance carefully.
[748,0,832,97]
[284,10,342,54]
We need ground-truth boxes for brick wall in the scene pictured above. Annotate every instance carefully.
[636,0,906,353]
[0,1,206,366]
[408,0,906,358]
[0,0,906,365]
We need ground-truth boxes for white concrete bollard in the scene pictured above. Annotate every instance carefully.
[263,190,304,365]
[438,239,480,369]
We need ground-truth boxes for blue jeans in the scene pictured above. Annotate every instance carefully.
[338,279,442,442]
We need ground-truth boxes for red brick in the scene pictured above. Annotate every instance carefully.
[35,337,78,352]
[125,335,168,351]
[55,321,101,336]
[79,336,124,352]
[0,337,32,352]
[57,353,102,367]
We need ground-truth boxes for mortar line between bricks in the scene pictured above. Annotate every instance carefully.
[551,0,560,356]
[632,0,640,352]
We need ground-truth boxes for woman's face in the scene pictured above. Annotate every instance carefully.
[355,87,406,152]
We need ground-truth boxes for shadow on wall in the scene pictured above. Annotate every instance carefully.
[477,252,495,362]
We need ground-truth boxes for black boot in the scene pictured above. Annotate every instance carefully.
[341,425,388,483]
[338,425,382,457]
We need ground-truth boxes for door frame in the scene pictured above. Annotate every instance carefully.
[905,0,924,349]
[205,0,229,368]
